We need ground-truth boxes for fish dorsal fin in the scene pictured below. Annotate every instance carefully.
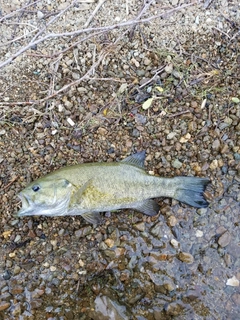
[121,151,146,168]
[71,178,93,205]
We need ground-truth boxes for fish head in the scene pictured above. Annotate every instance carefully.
[17,177,73,217]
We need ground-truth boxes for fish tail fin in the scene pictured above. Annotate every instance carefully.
[173,177,210,208]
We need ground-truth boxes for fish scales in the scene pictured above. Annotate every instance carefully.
[17,151,210,224]
[61,163,170,209]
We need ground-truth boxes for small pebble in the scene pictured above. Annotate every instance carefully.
[196,230,203,237]
[179,133,191,143]
[67,118,75,126]
[210,159,218,170]
[165,64,173,74]
[178,252,194,264]
[143,58,151,66]
[37,10,44,19]
[167,132,176,140]
[218,231,231,247]
[134,222,145,232]
[0,302,10,311]
[168,216,177,227]
[170,239,179,248]
[50,266,56,272]
[75,226,92,238]
[14,235,21,242]
[226,276,239,287]
[9,252,16,258]
[105,238,115,248]
[164,281,176,292]
[172,159,182,169]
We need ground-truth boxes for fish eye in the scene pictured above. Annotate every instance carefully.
[32,185,40,192]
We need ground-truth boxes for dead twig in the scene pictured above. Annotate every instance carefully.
[166,110,191,118]
[128,0,154,40]
[0,28,38,48]
[89,77,125,82]
[212,26,231,39]
[10,0,33,42]
[0,0,42,23]
[30,0,78,44]
[0,101,35,106]
[0,38,123,106]
[203,0,214,9]
[2,176,19,191]
[84,0,107,28]
[139,66,166,89]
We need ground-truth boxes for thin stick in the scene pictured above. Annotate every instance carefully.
[212,26,230,39]
[84,0,107,28]
[0,28,38,48]
[88,77,125,82]
[30,0,78,44]
[0,0,42,23]
[203,0,214,9]
[166,110,191,118]
[2,176,18,191]
[139,66,166,89]
[0,44,116,106]
[0,101,34,106]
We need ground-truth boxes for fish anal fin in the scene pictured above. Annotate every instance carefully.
[81,212,102,224]
[131,199,160,216]
[121,151,146,168]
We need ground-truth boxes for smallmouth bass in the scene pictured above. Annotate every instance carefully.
[17,151,210,224]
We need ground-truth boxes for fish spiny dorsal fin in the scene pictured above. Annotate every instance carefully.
[121,151,146,168]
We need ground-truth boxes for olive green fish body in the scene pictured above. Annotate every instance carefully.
[17,152,210,224]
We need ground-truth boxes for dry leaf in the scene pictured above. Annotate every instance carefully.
[142,97,153,110]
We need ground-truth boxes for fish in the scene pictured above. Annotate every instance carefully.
[17,151,210,224]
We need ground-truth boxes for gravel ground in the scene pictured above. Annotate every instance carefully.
[0,0,239,319]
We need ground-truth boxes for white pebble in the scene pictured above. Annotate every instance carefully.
[67,118,75,126]
[167,132,176,140]
[226,276,239,287]
[0,130,6,135]
[196,230,203,237]
[170,239,179,248]
[37,11,44,19]
[14,235,21,242]
[50,266,56,272]
[180,133,191,143]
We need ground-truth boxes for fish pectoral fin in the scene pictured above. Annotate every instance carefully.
[71,179,93,205]
[132,199,160,216]
[121,151,146,168]
[81,212,102,225]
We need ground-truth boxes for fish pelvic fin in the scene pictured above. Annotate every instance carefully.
[173,177,210,208]
[81,212,102,224]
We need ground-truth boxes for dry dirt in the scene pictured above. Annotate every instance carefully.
[0,0,240,319]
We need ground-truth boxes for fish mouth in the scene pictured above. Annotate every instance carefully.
[17,191,71,217]
[17,192,37,216]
